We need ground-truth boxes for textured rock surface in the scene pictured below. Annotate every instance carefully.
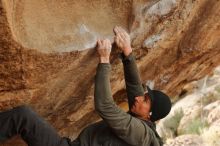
[0,0,220,145]
[177,105,201,135]
[157,66,220,145]
[202,119,220,146]
[206,102,220,124]
[165,134,204,146]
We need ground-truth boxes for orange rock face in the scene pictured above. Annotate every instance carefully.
[0,0,219,145]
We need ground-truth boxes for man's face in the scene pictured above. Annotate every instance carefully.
[131,93,152,120]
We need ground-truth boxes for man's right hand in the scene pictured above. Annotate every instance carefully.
[113,26,132,56]
[97,39,112,63]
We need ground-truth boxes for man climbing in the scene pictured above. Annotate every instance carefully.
[0,26,171,146]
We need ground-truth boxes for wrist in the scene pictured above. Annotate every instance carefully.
[123,47,132,56]
[99,57,110,63]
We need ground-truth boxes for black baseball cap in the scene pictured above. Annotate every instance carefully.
[147,86,172,122]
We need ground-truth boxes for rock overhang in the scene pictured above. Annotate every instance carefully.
[2,0,133,53]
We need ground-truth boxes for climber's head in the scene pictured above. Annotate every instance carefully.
[130,86,172,122]
[130,94,152,121]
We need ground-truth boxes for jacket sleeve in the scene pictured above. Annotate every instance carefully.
[94,63,152,146]
[120,53,145,109]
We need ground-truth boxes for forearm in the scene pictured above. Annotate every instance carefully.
[94,63,128,128]
[94,63,113,112]
[121,52,145,108]
[121,52,142,84]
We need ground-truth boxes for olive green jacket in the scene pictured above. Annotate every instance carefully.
[70,53,161,146]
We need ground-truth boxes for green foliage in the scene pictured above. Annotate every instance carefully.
[215,85,220,93]
[182,118,209,135]
[163,108,184,136]
[202,92,220,106]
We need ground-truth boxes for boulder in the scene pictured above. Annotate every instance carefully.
[165,134,203,146]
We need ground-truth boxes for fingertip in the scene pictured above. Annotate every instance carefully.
[103,39,107,45]
[108,40,112,46]
[113,26,117,32]
[119,26,126,32]
[97,39,101,45]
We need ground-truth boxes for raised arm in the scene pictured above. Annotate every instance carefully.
[114,26,145,109]
[94,39,152,146]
